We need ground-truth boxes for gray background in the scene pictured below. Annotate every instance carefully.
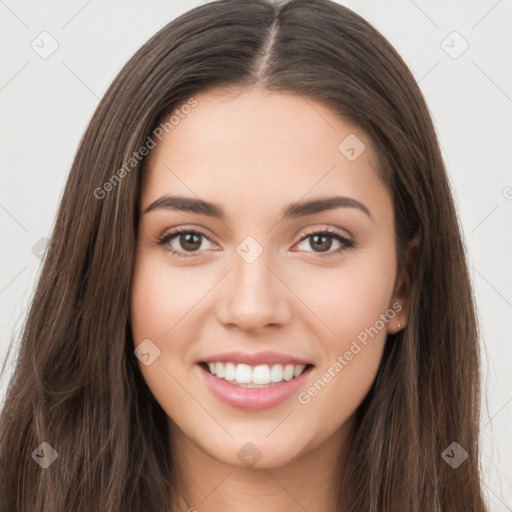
[0,0,511,509]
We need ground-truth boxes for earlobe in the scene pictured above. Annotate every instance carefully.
[388,232,421,334]
[387,309,403,334]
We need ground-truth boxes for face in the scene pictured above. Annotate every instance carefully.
[130,86,408,470]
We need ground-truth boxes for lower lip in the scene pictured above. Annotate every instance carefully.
[197,364,313,411]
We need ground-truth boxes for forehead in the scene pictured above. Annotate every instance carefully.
[140,86,391,223]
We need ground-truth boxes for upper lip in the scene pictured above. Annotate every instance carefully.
[200,351,313,366]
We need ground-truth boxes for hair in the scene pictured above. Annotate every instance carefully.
[0,0,488,510]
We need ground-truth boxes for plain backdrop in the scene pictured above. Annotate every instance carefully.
[1,0,511,509]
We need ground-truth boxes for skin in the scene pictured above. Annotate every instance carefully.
[130,85,418,511]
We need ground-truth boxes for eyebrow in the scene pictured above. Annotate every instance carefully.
[143,194,373,221]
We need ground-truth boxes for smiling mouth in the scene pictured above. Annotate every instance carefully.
[199,361,314,388]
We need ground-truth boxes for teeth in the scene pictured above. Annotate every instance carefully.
[270,364,283,382]
[205,362,307,387]
[252,364,270,384]
[283,364,294,381]
[215,362,225,378]
[293,365,304,378]
[235,363,252,384]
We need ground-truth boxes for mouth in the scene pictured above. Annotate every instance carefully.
[198,361,314,388]
[196,357,315,411]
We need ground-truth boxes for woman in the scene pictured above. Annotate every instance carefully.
[0,0,489,510]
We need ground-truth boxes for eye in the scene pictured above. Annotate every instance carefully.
[157,226,356,260]
[157,227,216,259]
[294,227,356,259]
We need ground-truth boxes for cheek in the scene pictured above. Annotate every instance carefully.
[288,251,396,347]
[129,255,201,413]
[295,302,391,442]
[130,253,214,390]
[130,252,203,342]
[291,248,395,418]
[130,254,186,394]
[131,278,168,340]
[333,269,394,342]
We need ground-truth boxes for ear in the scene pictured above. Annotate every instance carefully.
[387,232,421,334]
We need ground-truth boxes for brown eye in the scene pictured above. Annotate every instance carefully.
[295,228,355,259]
[308,234,333,253]
[157,226,356,261]
[157,228,214,259]
[178,232,202,252]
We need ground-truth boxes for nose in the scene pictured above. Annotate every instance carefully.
[216,249,292,331]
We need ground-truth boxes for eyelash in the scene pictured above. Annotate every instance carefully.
[156,226,356,260]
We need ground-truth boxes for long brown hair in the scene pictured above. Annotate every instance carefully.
[0,0,488,510]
